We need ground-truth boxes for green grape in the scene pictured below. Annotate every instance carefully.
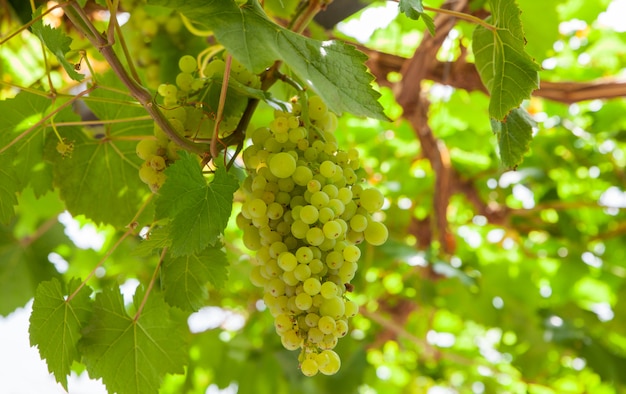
[277,251,298,272]
[300,358,319,377]
[178,55,197,73]
[176,72,194,91]
[157,83,178,98]
[323,220,343,239]
[138,163,159,185]
[307,327,324,344]
[309,259,324,274]
[342,244,361,263]
[274,313,292,333]
[308,95,328,121]
[269,152,297,178]
[318,350,341,375]
[148,155,166,171]
[136,138,159,160]
[296,247,314,264]
[249,266,267,287]
[319,296,345,321]
[310,191,330,208]
[303,277,321,296]
[320,281,338,299]
[306,227,325,246]
[349,214,368,232]
[293,263,311,281]
[292,166,313,186]
[267,202,284,220]
[203,59,225,77]
[141,18,159,37]
[295,293,313,311]
[325,250,344,269]
[344,300,359,318]
[300,205,319,225]
[360,187,385,213]
[305,313,320,328]
[335,319,349,337]
[318,316,336,335]
[364,220,389,246]
[247,198,267,219]
[319,160,337,178]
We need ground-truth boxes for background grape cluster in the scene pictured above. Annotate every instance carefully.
[135,54,260,191]
[239,97,388,376]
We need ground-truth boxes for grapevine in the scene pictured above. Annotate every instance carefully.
[239,96,388,376]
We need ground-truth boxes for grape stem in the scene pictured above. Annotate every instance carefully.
[211,54,233,159]
[134,247,166,322]
[63,1,211,157]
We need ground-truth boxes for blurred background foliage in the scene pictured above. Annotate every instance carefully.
[1,0,625,393]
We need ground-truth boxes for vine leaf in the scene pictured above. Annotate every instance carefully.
[0,167,19,224]
[155,152,239,257]
[472,0,540,120]
[132,226,171,257]
[398,0,436,35]
[31,8,84,81]
[490,106,535,168]
[0,91,57,218]
[43,126,149,228]
[0,212,63,316]
[80,286,188,394]
[29,278,93,390]
[162,246,229,311]
[149,0,388,121]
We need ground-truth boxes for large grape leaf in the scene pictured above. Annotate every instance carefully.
[162,246,228,311]
[80,286,188,394]
[155,152,239,257]
[29,278,93,390]
[472,0,540,120]
[490,106,534,168]
[31,8,84,81]
[149,0,388,121]
[43,125,149,228]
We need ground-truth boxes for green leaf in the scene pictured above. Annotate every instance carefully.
[31,8,84,81]
[162,246,228,311]
[472,0,540,120]
[80,286,188,394]
[0,90,56,200]
[29,278,93,390]
[43,123,150,228]
[398,0,436,35]
[0,225,62,316]
[148,0,388,120]
[0,167,19,224]
[132,226,171,257]
[155,152,239,257]
[490,106,534,168]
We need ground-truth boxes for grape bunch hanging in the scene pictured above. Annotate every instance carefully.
[239,96,388,376]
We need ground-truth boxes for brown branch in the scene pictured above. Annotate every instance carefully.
[360,45,626,104]
[394,0,467,255]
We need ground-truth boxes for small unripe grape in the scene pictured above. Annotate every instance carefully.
[178,55,197,73]
[136,139,159,160]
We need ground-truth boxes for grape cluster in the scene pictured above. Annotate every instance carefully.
[239,96,388,376]
[121,1,185,88]
[137,54,261,191]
